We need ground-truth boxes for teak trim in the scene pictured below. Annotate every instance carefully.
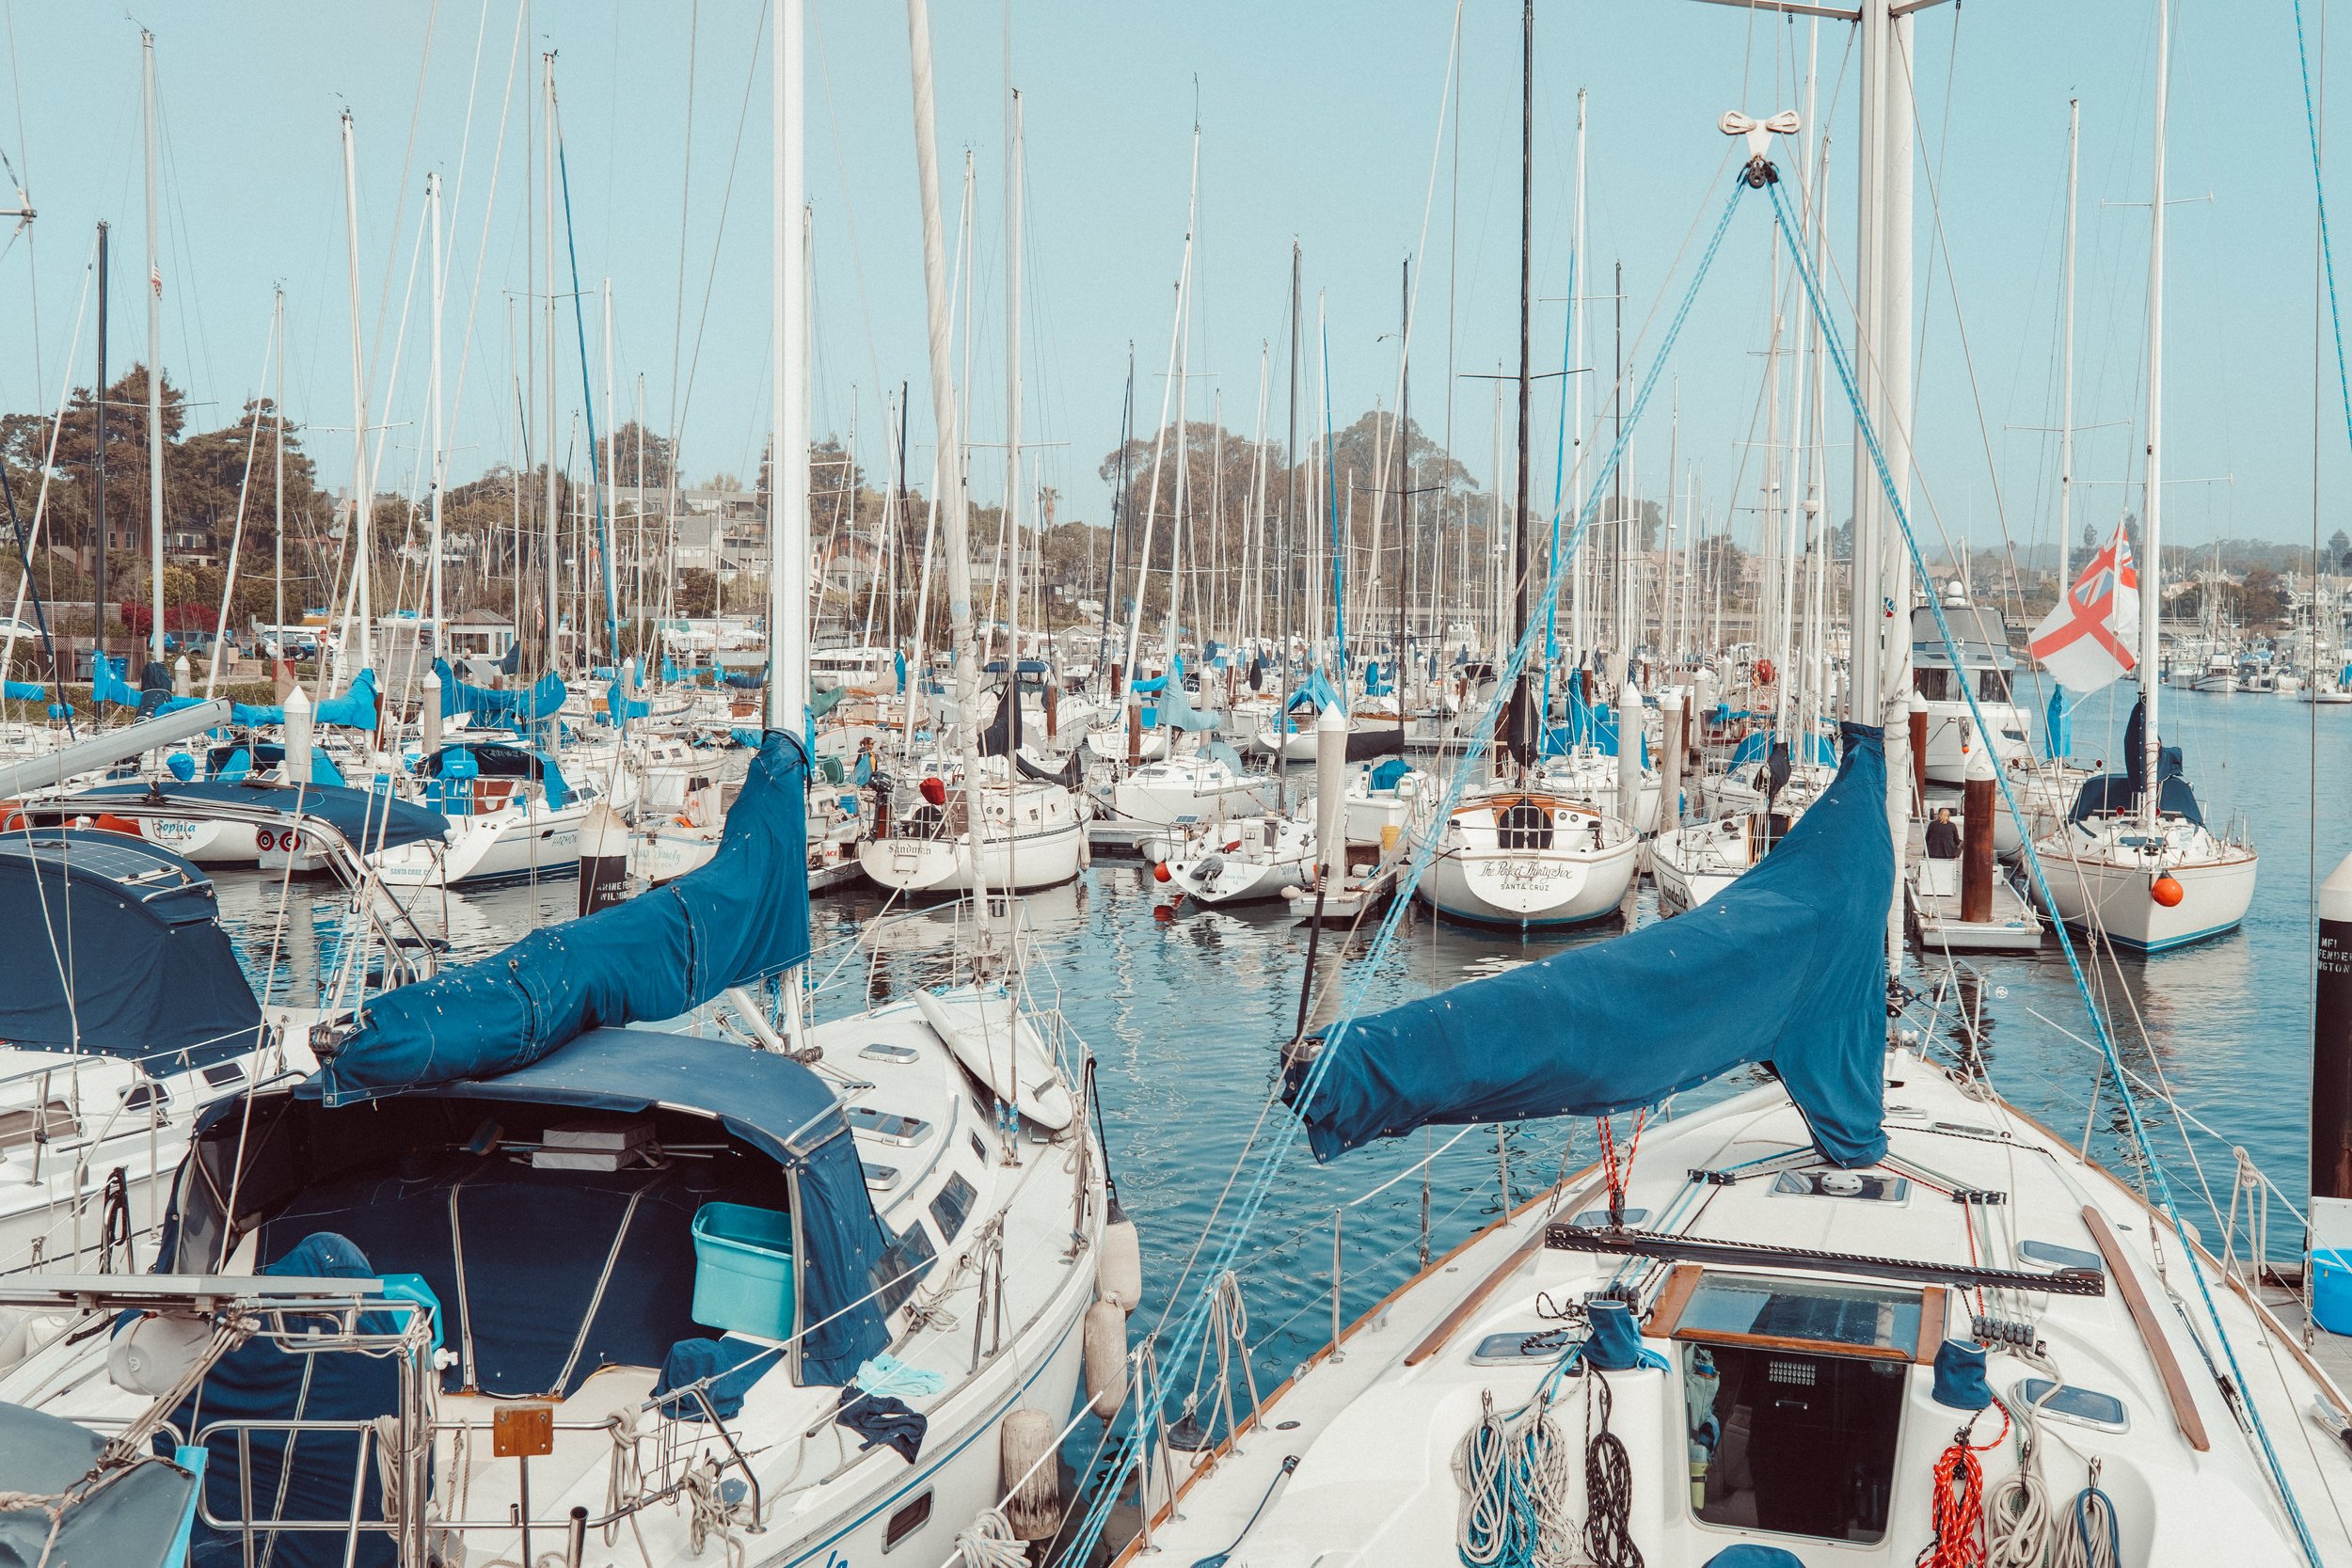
[2080,1203,2210,1451]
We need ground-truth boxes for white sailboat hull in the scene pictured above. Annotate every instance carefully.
[2031,824,2257,952]
[858,813,1084,894]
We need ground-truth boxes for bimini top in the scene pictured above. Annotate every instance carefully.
[310,732,812,1102]
[66,778,452,851]
[417,741,571,810]
[2068,696,2204,828]
[0,828,262,1069]
[1290,724,1893,1168]
[1911,602,2015,673]
[281,1024,893,1384]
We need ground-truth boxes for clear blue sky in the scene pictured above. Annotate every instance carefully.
[0,0,2342,572]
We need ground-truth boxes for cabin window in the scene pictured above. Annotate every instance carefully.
[882,1490,934,1551]
[0,1099,79,1149]
[122,1080,170,1115]
[1496,800,1553,850]
[930,1172,978,1244]
[876,1220,937,1313]
[201,1061,247,1090]
[1913,666,1951,702]
[1978,668,2011,704]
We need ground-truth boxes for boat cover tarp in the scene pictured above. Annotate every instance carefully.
[92,650,142,707]
[1154,663,1218,734]
[230,701,285,725]
[0,828,262,1069]
[0,1400,199,1568]
[2043,684,2073,761]
[433,657,566,727]
[1343,725,1406,763]
[2067,696,2202,827]
[163,1232,407,1568]
[2,678,42,700]
[1289,723,1891,1167]
[1286,669,1342,713]
[309,732,813,1104]
[314,668,377,730]
[978,675,1024,759]
[66,778,452,851]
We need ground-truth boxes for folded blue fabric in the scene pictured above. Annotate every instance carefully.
[854,1353,945,1401]
[654,1337,778,1421]
[836,1386,927,1464]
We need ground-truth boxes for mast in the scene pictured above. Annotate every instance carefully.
[429,170,446,660]
[603,278,616,665]
[273,286,285,645]
[2139,0,2169,829]
[1569,87,1588,668]
[771,0,808,739]
[2058,97,2080,597]
[1504,0,1534,769]
[140,33,165,669]
[905,0,992,914]
[1004,81,1024,692]
[1396,256,1411,748]
[1120,128,1198,706]
[93,222,107,664]
[339,109,372,685]
[543,53,560,674]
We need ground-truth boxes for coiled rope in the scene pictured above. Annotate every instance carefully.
[1452,1386,1576,1568]
[1581,1368,1641,1568]
[954,1507,1030,1567]
[1920,1402,2010,1568]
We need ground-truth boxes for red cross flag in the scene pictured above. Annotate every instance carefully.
[2028,520,2139,694]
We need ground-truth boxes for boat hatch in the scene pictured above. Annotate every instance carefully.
[846,1107,932,1147]
[1771,1168,1911,1202]
[2017,1239,2105,1274]
[1657,1268,1933,1544]
[2014,1377,2128,1433]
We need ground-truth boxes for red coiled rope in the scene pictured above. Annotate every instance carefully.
[1918,1403,2011,1568]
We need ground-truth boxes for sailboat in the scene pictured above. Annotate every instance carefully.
[1099,14,2352,1565]
[2029,26,2257,955]
[861,86,1086,896]
[1413,12,1636,932]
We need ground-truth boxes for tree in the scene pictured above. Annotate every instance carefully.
[2332,528,2351,570]
[706,471,744,494]
[601,420,675,489]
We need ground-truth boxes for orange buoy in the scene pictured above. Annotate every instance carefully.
[1152,861,1172,883]
[2152,874,2185,908]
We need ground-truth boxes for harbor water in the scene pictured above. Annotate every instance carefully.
[208,682,2350,1416]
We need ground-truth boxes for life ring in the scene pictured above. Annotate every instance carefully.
[258,829,277,852]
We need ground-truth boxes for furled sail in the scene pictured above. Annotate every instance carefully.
[311,732,813,1103]
[1289,724,1892,1167]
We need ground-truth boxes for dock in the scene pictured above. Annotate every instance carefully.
[1286,856,1402,925]
[1907,848,2043,952]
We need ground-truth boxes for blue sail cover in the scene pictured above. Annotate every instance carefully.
[311,732,813,1103]
[2042,684,2072,762]
[434,657,565,728]
[1291,724,1892,1167]
[314,668,378,729]
[3,678,41,700]
[1287,668,1342,714]
[92,651,142,707]
[0,829,262,1069]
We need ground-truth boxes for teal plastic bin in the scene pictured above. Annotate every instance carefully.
[2314,1248,2352,1336]
[691,1202,797,1339]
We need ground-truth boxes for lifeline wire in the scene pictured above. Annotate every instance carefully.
[1765,173,2327,1568]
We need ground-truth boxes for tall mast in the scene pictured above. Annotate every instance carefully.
[1004,80,1024,684]
[140,32,165,667]
[1504,0,1534,769]
[1569,88,1588,666]
[2058,97,2080,594]
[339,109,372,684]
[93,222,108,663]
[428,170,446,660]
[772,0,808,737]
[603,279,616,663]
[273,286,285,644]
[543,54,560,674]
[2139,0,2169,828]
[905,0,991,915]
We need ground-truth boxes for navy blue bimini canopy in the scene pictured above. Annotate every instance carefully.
[0,829,262,1069]
[1289,724,1893,1168]
[2068,695,2203,828]
[310,732,813,1103]
[67,778,452,852]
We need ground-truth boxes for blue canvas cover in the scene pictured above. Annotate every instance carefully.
[67,779,451,851]
[310,732,813,1102]
[2042,684,2072,762]
[3,677,41,700]
[230,700,285,725]
[314,668,378,730]
[163,1232,406,1568]
[0,829,262,1069]
[1286,668,1342,714]
[0,1401,199,1568]
[1290,724,1892,1167]
[433,657,565,727]
[2067,696,2203,828]
[91,650,142,706]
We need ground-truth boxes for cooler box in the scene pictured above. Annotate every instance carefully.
[691,1202,797,1339]
[2313,1248,2352,1336]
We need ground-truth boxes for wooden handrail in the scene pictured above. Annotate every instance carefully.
[2081,1203,2209,1451]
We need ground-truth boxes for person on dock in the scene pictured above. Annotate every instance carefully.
[1926,806,1962,860]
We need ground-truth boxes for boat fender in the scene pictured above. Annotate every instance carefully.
[0,1307,27,1372]
[1152,861,1171,883]
[2151,874,2185,908]
[1078,832,1091,869]
[1098,1213,1143,1310]
[1000,1408,1064,1540]
[1083,1301,1128,1418]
